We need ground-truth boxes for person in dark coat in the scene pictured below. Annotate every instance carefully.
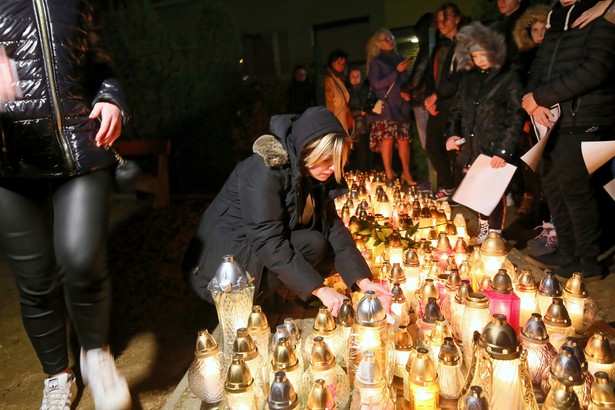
[0,1,131,409]
[445,22,525,244]
[522,0,615,281]
[184,107,392,315]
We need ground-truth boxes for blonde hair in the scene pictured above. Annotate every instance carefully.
[302,133,352,183]
[366,28,394,75]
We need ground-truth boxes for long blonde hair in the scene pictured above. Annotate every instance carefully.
[366,28,394,75]
[302,133,352,183]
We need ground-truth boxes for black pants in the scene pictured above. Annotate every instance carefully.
[257,229,334,300]
[0,171,112,374]
[425,109,460,190]
[540,131,607,260]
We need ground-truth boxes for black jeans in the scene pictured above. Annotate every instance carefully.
[0,171,112,374]
[540,131,606,260]
[425,109,460,190]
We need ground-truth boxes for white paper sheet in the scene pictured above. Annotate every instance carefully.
[605,179,615,202]
[521,104,561,172]
[581,141,615,175]
[452,154,518,215]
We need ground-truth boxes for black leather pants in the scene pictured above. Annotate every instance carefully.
[0,170,112,374]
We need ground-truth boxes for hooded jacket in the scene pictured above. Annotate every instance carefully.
[0,0,129,177]
[527,0,615,132]
[446,22,525,167]
[183,107,371,303]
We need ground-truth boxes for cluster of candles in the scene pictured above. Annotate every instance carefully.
[187,172,615,409]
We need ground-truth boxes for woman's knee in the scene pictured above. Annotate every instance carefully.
[290,229,329,265]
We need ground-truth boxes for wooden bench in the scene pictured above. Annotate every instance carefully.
[115,139,171,209]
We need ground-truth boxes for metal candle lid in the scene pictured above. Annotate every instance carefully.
[438,337,461,366]
[562,337,588,369]
[564,272,589,298]
[392,283,406,304]
[232,328,259,360]
[355,351,386,389]
[409,348,439,387]
[247,305,269,333]
[355,291,387,327]
[379,261,392,280]
[273,325,291,349]
[194,329,219,359]
[419,278,440,303]
[405,249,420,267]
[309,336,336,371]
[306,379,337,410]
[445,220,458,237]
[544,379,581,409]
[337,299,355,327]
[454,237,468,255]
[584,332,615,364]
[268,371,299,410]
[430,317,452,346]
[436,233,452,251]
[225,354,254,393]
[208,255,251,293]
[271,337,299,372]
[395,326,414,351]
[479,314,521,360]
[465,292,490,309]
[455,280,472,304]
[459,386,489,409]
[458,261,471,280]
[521,313,550,344]
[544,298,572,328]
[390,263,406,283]
[480,231,507,257]
[283,318,301,346]
[491,269,513,294]
[423,297,442,324]
[447,269,462,291]
[538,269,562,297]
[591,372,615,407]
[314,307,337,334]
[551,346,584,385]
[515,269,537,292]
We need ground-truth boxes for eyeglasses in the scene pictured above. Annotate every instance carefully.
[381,36,395,42]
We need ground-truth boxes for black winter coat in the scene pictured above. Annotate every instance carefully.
[446,66,525,168]
[0,0,129,177]
[528,0,615,131]
[424,37,462,114]
[183,107,371,303]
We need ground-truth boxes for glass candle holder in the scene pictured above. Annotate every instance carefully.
[350,351,395,410]
[544,298,574,351]
[520,313,558,403]
[585,332,615,379]
[247,305,271,359]
[222,354,264,410]
[187,329,224,404]
[450,280,472,344]
[479,232,508,279]
[394,326,413,379]
[437,337,464,399]
[232,328,267,394]
[461,292,491,368]
[514,269,538,331]
[536,269,562,316]
[268,371,299,410]
[407,348,440,410]
[391,282,409,326]
[590,371,615,409]
[563,272,598,335]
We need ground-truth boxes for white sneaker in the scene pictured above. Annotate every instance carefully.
[81,348,131,410]
[40,371,77,410]
[477,220,490,245]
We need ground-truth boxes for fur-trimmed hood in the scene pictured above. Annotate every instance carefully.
[513,5,550,52]
[252,134,289,168]
[454,22,507,71]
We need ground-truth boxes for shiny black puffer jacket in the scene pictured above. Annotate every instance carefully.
[0,0,129,177]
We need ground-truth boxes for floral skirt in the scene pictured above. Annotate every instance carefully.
[369,120,411,153]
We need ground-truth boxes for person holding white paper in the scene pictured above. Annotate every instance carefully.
[521,0,615,281]
[444,22,525,244]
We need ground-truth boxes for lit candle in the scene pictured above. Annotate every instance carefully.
[351,351,395,409]
[514,269,538,330]
[563,272,598,335]
[461,293,491,368]
[247,305,270,359]
[437,337,464,399]
[407,348,440,410]
[394,326,413,379]
[520,313,558,403]
[187,329,224,404]
[536,269,562,316]
[479,232,507,279]
[543,298,574,351]
[585,332,615,379]
[223,354,263,409]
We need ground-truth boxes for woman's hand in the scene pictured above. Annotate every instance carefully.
[396,59,411,73]
[572,0,611,28]
[356,278,393,313]
[313,286,347,316]
[90,102,122,147]
[400,91,411,102]
[531,106,556,128]
[425,93,438,116]
[490,155,507,168]
[521,92,538,115]
[446,136,462,151]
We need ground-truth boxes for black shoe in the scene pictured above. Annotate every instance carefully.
[525,249,575,270]
[554,258,605,282]
[448,197,460,207]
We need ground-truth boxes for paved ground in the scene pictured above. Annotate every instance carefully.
[1,192,613,409]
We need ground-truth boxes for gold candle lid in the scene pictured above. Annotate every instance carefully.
[550,346,584,385]
[480,231,507,257]
[225,354,254,393]
[395,326,414,351]
[453,237,468,254]
[515,269,537,292]
[521,313,550,344]
[389,263,406,283]
[562,337,588,369]
[591,372,615,407]
[419,278,440,303]
[389,231,403,248]
[438,337,461,366]
[379,261,392,280]
[479,314,521,360]
[355,351,386,389]
[445,220,458,237]
[306,379,337,410]
[404,249,420,267]
[271,337,299,372]
[309,336,336,371]
[585,332,615,364]
[458,260,471,279]
[564,272,589,298]
[247,305,269,333]
[409,348,438,386]
[232,328,258,360]
[194,329,219,359]
[446,269,462,290]
[479,275,494,292]
[544,298,572,328]
[336,299,355,327]
[544,379,581,409]
[430,317,452,347]
[436,233,452,251]
[268,371,299,410]
[491,269,513,294]
[314,307,337,334]
[455,280,472,304]
[423,297,442,324]
[465,292,490,309]
[392,283,406,304]
[427,229,438,243]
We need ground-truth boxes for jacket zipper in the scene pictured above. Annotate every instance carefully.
[33,0,75,172]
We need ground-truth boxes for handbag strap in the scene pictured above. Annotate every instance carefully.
[383,81,395,100]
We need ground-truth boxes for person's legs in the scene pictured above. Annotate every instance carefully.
[0,180,67,375]
[425,115,455,191]
[413,106,429,150]
[380,138,395,180]
[290,229,334,276]
[397,139,415,185]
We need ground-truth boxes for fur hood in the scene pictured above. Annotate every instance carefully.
[252,134,289,168]
[513,5,550,52]
[454,22,507,71]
